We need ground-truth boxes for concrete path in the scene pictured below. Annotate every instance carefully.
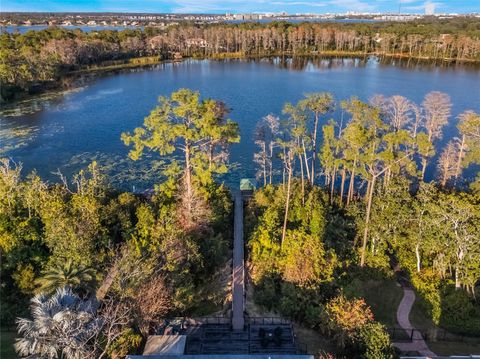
[393,288,436,358]
[231,191,245,330]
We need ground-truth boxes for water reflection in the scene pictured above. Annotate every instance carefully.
[1,57,478,189]
[259,55,480,72]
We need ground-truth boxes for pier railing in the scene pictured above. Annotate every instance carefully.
[247,317,292,325]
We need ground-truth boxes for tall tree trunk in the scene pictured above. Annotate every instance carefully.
[185,144,193,216]
[281,165,292,246]
[347,157,357,206]
[420,156,428,181]
[455,265,461,290]
[454,134,466,183]
[310,114,319,184]
[269,141,274,184]
[302,139,310,181]
[455,247,463,290]
[339,168,346,205]
[415,243,421,272]
[360,175,376,268]
[330,166,337,204]
[262,142,267,186]
[299,154,305,205]
[208,144,214,171]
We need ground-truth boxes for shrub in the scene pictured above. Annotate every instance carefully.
[108,328,143,359]
[325,295,374,348]
[411,268,443,323]
[352,322,394,359]
[440,287,480,335]
[253,274,280,311]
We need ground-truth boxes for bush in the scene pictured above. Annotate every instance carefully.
[108,328,143,358]
[325,295,374,348]
[412,270,480,336]
[352,322,394,359]
[440,287,480,336]
[253,274,280,311]
[411,268,443,323]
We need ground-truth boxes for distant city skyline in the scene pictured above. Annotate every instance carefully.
[1,0,479,14]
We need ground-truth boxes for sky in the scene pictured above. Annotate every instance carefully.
[1,0,479,14]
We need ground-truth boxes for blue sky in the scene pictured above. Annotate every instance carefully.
[2,0,479,14]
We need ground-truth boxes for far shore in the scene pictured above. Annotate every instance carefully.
[2,51,479,104]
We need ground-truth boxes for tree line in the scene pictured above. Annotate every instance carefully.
[253,91,480,282]
[1,17,479,99]
[247,91,480,347]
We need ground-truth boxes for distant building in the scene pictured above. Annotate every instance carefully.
[425,2,436,15]
[375,14,420,21]
[185,38,208,48]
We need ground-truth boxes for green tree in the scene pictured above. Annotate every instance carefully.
[298,92,335,184]
[455,110,480,183]
[433,192,480,292]
[282,229,336,285]
[35,259,96,295]
[341,98,414,267]
[319,121,339,202]
[353,322,394,359]
[325,295,374,349]
[122,89,239,225]
[38,162,108,267]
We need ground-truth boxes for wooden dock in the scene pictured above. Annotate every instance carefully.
[232,191,245,331]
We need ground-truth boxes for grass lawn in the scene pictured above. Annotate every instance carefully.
[429,341,480,356]
[409,292,437,331]
[343,278,403,328]
[1,329,17,359]
[293,323,336,357]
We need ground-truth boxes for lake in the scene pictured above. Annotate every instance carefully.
[1,19,380,33]
[1,25,141,34]
[1,57,479,190]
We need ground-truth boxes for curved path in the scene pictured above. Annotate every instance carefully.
[231,191,245,330]
[393,287,436,358]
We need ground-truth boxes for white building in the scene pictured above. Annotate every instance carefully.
[425,2,436,15]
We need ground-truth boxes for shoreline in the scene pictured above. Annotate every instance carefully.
[2,51,478,104]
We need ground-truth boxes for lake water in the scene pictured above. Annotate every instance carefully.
[1,57,479,190]
[1,19,380,33]
[1,25,141,34]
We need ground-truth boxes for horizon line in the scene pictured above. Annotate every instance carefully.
[2,10,479,15]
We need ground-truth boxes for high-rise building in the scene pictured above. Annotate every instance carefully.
[425,2,436,15]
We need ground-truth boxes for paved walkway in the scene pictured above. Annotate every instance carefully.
[393,288,436,358]
[231,191,245,331]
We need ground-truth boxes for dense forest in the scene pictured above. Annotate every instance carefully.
[246,91,480,357]
[1,86,479,358]
[0,90,240,358]
[1,17,480,100]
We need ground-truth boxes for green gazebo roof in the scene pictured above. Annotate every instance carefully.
[240,178,256,191]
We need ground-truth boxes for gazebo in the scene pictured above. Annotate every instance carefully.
[240,178,256,195]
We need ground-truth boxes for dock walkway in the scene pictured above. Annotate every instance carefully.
[232,191,245,331]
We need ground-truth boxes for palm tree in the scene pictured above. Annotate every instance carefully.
[15,287,100,359]
[35,259,96,294]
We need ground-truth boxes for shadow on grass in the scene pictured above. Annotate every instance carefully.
[1,329,18,359]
